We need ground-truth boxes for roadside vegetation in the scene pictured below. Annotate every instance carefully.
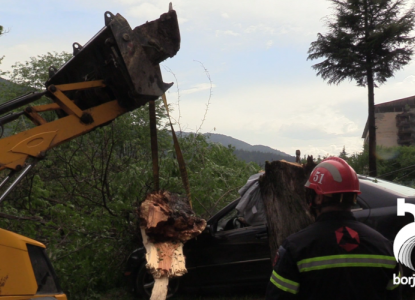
[0,52,260,299]
[2,52,415,300]
[332,145,415,188]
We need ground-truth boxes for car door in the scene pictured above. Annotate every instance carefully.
[187,204,272,288]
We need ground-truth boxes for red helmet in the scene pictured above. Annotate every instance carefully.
[305,157,361,195]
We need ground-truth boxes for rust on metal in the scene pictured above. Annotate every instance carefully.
[46,8,180,111]
[0,274,9,295]
[0,7,181,174]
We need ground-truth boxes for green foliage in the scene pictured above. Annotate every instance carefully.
[346,145,369,175]
[339,146,348,160]
[162,134,260,218]
[308,0,415,176]
[0,78,31,103]
[0,51,72,136]
[308,0,415,86]
[0,52,261,299]
[233,149,294,168]
[376,146,415,186]
[7,52,72,89]
[342,145,415,187]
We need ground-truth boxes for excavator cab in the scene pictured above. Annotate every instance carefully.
[0,229,67,299]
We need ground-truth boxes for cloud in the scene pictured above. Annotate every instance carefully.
[402,75,415,84]
[181,83,215,95]
[292,138,364,158]
[178,17,189,24]
[166,77,369,157]
[3,0,403,159]
[278,124,355,141]
[245,24,275,35]
[215,30,240,37]
[126,2,165,21]
[0,41,70,74]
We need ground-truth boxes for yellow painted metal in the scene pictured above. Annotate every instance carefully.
[0,228,45,250]
[26,111,47,126]
[0,100,126,171]
[0,229,42,296]
[55,80,105,91]
[0,296,67,299]
[0,296,68,299]
[46,81,106,118]
[2,156,27,171]
[0,229,68,299]
[11,131,58,157]
[0,244,38,296]
[49,88,84,118]
[32,103,60,112]
[0,80,118,300]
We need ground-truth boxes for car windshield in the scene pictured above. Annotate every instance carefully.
[359,175,415,197]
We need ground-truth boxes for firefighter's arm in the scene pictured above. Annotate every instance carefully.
[265,244,300,300]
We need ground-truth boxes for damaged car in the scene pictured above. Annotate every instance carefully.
[125,173,415,299]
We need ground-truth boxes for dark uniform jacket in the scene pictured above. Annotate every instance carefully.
[265,210,400,300]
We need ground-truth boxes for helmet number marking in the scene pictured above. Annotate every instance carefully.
[313,171,325,184]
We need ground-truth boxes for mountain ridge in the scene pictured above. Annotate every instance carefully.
[180,132,295,166]
[204,133,293,157]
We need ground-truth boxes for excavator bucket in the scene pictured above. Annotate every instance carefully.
[46,7,180,111]
[0,7,180,173]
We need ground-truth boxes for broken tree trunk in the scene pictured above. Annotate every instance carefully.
[259,157,316,261]
[138,191,206,300]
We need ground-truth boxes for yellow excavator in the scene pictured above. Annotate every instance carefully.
[0,5,180,299]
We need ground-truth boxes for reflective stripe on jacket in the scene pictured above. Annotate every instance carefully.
[265,211,401,300]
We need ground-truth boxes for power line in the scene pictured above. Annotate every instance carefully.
[377,163,415,178]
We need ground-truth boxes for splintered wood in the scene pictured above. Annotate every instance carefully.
[259,157,316,261]
[138,191,206,300]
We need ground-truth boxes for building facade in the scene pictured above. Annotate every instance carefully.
[362,96,415,147]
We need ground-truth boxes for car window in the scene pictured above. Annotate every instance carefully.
[217,208,244,232]
[351,200,362,211]
[350,196,368,211]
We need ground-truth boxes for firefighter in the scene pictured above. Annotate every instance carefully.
[265,157,401,300]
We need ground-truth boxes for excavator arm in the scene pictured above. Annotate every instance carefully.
[0,7,180,202]
[0,6,180,299]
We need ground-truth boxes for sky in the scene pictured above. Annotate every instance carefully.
[2,0,415,158]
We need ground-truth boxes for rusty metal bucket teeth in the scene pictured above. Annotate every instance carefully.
[46,7,181,112]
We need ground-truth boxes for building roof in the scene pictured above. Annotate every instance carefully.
[373,95,415,110]
[362,95,415,138]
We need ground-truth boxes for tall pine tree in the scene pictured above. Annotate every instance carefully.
[308,0,415,176]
